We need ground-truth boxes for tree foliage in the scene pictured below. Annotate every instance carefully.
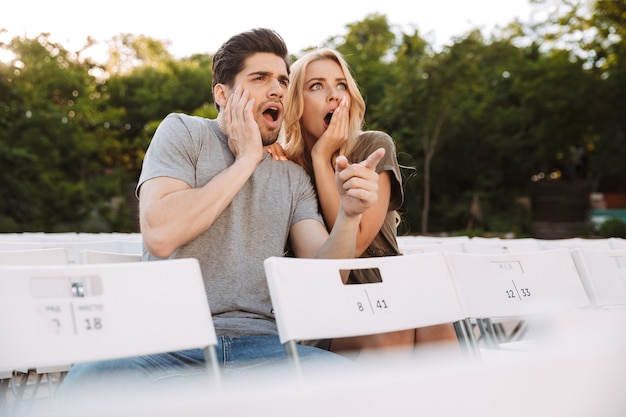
[0,0,624,235]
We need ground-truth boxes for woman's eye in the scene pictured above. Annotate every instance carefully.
[310,83,322,91]
[338,83,347,90]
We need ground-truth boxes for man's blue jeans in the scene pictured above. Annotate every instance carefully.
[58,335,349,398]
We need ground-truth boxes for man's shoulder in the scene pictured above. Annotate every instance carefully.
[159,113,222,143]
[163,113,213,129]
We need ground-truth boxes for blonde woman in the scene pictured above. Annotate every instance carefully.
[277,48,458,357]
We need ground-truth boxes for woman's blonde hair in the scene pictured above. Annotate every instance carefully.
[283,48,366,176]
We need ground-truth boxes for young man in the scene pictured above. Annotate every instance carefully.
[60,28,384,392]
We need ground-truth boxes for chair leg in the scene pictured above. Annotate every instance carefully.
[1,378,10,415]
[454,320,481,360]
[284,341,303,380]
[477,319,499,348]
[202,346,222,389]
[509,320,528,341]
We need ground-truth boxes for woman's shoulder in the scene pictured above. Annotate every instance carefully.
[359,130,395,147]
[354,130,396,155]
[358,130,393,142]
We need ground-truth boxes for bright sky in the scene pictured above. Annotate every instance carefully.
[2,0,535,60]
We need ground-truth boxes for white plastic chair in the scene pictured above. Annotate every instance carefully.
[0,247,70,266]
[444,249,591,352]
[458,239,545,345]
[462,238,543,254]
[538,237,613,250]
[609,238,626,249]
[570,247,626,308]
[80,249,142,264]
[0,239,142,264]
[0,258,220,413]
[400,241,465,255]
[397,235,469,247]
[0,247,72,404]
[263,253,469,377]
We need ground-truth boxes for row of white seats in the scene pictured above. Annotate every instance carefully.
[0,234,143,265]
[2,236,625,414]
[398,235,626,254]
[2,240,624,364]
[397,235,626,309]
[397,236,626,350]
[0,258,219,417]
[265,246,626,366]
[0,237,144,414]
[0,232,142,242]
[0,247,142,267]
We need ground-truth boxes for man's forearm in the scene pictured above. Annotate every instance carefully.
[141,157,258,257]
[315,209,361,259]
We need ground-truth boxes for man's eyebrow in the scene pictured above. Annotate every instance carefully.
[247,70,271,77]
[247,71,288,79]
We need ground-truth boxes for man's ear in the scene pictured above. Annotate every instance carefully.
[213,84,229,110]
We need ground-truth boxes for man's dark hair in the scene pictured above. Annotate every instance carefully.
[212,28,290,110]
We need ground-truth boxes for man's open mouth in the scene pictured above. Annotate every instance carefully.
[263,107,280,122]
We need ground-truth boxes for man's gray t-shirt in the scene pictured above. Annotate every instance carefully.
[137,113,324,337]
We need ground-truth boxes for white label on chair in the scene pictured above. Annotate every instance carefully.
[37,300,106,335]
[32,275,106,336]
[72,299,106,335]
[37,302,74,336]
[490,261,531,302]
[504,280,532,302]
[490,260,524,274]
[339,267,390,315]
[354,287,390,315]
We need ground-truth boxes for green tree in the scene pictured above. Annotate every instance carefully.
[333,13,396,121]
[0,34,113,231]
[372,29,446,234]
[512,0,626,192]
[3,6,623,236]
[104,52,214,181]
[585,0,626,192]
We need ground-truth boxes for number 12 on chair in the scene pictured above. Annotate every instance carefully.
[505,280,531,301]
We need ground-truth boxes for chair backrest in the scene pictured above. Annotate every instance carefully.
[80,249,142,264]
[461,238,543,254]
[570,248,626,308]
[263,253,466,374]
[0,258,220,384]
[397,235,470,246]
[444,249,590,320]
[0,239,142,264]
[610,238,626,249]
[0,247,70,266]
[538,238,613,250]
[400,241,465,255]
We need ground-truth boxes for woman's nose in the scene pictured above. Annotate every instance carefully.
[328,88,342,102]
